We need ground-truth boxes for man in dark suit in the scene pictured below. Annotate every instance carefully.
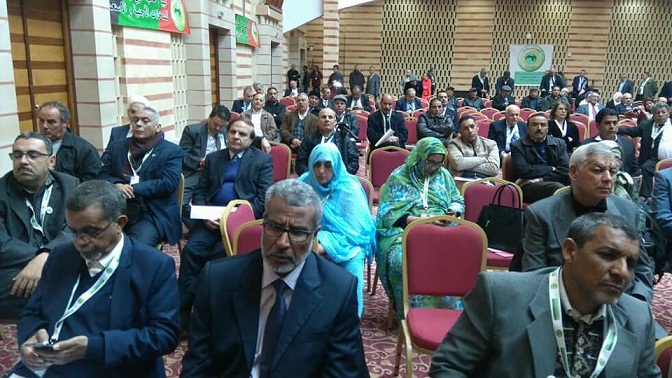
[10,180,178,377]
[280,93,318,153]
[616,74,635,96]
[636,72,658,102]
[430,214,659,377]
[296,108,359,175]
[284,80,300,98]
[571,69,589,101]
[618,102,670,197]
[471,67,490,98]
[367,94,408,151]
[317,86,332,111]
[231,86,255,114]
[520,88,542,110]
[395,87,422,113]
[178,105,230,226]
[263,87,287,129]
[582,108,640,176]
[521,142,654,302]
[491,85,515,111]
[331,95,360,137]
[181,179,369,377]
[37,101,101,182]
[494,70,514,96]
[99,105,183,247]
[0,133,79,319]
[539,69,562,97]
[463,88,485,110]
[101,95,149,165]
[417,98,456,146]
[308,91,321,116]
[346,85,371,112]
[488,104,526,155]
[179,118,273,334]
[659,80,672,100]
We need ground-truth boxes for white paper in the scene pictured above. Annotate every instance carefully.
[375,129,395,147]
[190,205,229,220]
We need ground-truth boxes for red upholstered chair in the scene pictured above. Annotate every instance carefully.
[411,109,426,119]
[656,158,672,173]
[501,153,515,182]
[493,111,506,121]
[569,113,589,127]
[471,113,489,122]
[357,176,377,292]
[405,118,418,150]
[230,112,240,121]
[457,106,477,117]
[278,97,295,107]
[368,146,409,204]
[352,109,370,117]
[397,110,411,120]
[457,98,464,107]
[656,335,672,377]
[232,219,263,256]
[519,108,535,121]
[285,104,297,112]
[420,99,429,109]
[461,178,523,269]
[219,200,255,257]
[480,107,498,120]
[269,142,291,182]
[573,121,587,141]
[356,116,369,154]
[587,120,598,139]
[477,120,491,138]
[394,216,487,377]
[619,118,637,127]
[484,100,492,108]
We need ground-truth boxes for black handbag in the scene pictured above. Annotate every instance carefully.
[476,184,525,252]
[125,197,148,225]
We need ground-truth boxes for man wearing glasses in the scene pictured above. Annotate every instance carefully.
[181,179,368,377]
[9,180,178,376]
[0,133,79,319]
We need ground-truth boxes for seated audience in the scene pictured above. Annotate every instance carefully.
[488,104,526,155]
[102,95,149,164]
[494,70,514,96]
[447,115,499,179]
[99,105,183,247]
[462,87,485,110]
[376,137,464,317]
[263,87,287,129]
[417,98,456,146]
[491,85,515,111]
[511,113,569,203]
[241,92,278,153]
[576,92,605,121]
[0,133,79,319]
[439,86,459,110]
[317,86,332,110]
[606,91,623,111]
[178,105,230,225]
[520,87,542,110]
[616,92,635,115]
[10,180,179,377]
[308,91,321,116]
[430,213,659,377]
[180,179,369,377]
[231,86,254,114]
[539,86,570,112]
[37,101,101,181]
[280,93,318,153]
[549,101,581,154]
[618,102,671,198]
[583,108,640,177]
[346,85,372,112]
[299,144,376,316]
[284,79,300,98]
[179,118,273,334]
[296,108,359,176]
[395,88,422,113]
[522,143,653,302]
[367,94,408,151]
[331,95,360,137]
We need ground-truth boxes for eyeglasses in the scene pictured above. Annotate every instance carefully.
[424,159,444,169]
[263,219,314,243]
[68,222,113,241]
[9,150,51,161]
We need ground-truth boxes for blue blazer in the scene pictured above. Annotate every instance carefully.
[13,236,179,377]
[180,251,369,377]
[487,120,527,153]
[231,99,251,114]
[99,138,183,244]
[654,168,672,239]
[395,97,422,112]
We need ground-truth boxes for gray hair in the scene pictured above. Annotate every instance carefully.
[567,213,638,248]
[264,179,323,227]
[66,180,126,222]
[15,132,53,155]
[140,105,161,125]
[652,102,670,112]
[569,142,616,170]
[38,101,70,124]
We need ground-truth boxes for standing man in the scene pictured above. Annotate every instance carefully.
[494,70,515,96]
[471,68,490,98]
[102,95,149,165]
[539,69,562,97]
[179,118,273,334]
[231,86,255,114]
[348,64,365,93]
[181,179,369,377]
[328,65,345,95]
[286,63,300,87]
[0,133,79,319]
[447,115,500,179]
[430,213,659,377]
[511,113,569,203]
[99,105,183,247]
[399,69,413,94]
[571,69,590,102]
[636,71,658,102]
[617,74,635,96]
[365,66,381,103]
[427,67,437,95]
[37,101,101,182]
[582,108,640,176]
[179,105,230,224]
[417,98,456,146]
[367,94,408,151]
[488,104,527,155]
[302,65,311,93]
[263,87,287,129]
[280,93,318,153]
[10,180,179,377]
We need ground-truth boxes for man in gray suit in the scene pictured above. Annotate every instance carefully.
[430,213,660,377]
[522,142,654,302]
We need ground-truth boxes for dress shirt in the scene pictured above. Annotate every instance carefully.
[251,259,306,378]
[352,97,362,109]
[251,110,263,136]
[205,132,224,156]
[638,78,650,95]
[505,124,520,152]
[85,235,124,277]
[656,121,672,159]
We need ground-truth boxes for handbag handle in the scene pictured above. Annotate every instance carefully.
[491,183,519,207]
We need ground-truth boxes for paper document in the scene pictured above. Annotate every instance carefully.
[190,205,229,220]
[375,129,395,147]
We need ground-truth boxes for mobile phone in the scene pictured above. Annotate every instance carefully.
[29,343,54,351]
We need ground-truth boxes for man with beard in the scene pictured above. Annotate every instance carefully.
[263,87,287,129]
[181,179,368,377]
[9,180,179,377]
[280,93,318,153]
[0,133,79,319]
[447,115,499,179]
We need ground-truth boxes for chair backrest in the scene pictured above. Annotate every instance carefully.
[358,176,374,210]
[493,111,506,121]
[619,118,637,127]
[402,216,486,315]
[519,108,535,121]
[269,142,291,182]
[471,113,489,122]
[411,109,426,119]
[219,200,256,256]
[279,97,295,107]
[461,178,522,223]
[356,116,368,140]
[352,109,370,117]
[457,106,477,117]
[483,100,492,108]
[656,335,672,377]
[480,107,498,120]
[420,99,430,109]
[405,118,418,147]
[569,113,589,126]
[573,121,587,141]
[588,120,598,138]
[477,120,491,138]
[501,153,515,182]
[368,146,410,188]
[286,104,297,112]
[656,158,672,173]
[230,112,240,121]
[232,219,264,256]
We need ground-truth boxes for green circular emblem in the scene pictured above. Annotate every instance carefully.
[518,45,545,72]
[551,283,558,289]
[555,330,562,337]
[598,358,605,365]
[106,267,113,273]
[172,0,186,32]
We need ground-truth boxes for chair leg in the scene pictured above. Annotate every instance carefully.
[387,300,397,330]
[393,328,403,376]
[370,268,379,295]
[405,338,414,378]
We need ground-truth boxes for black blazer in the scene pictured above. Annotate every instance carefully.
[487,120,527,153]
[367,110,408,150]
[548,119,581,154]
[511,135,569,184]
[191,147,273,219]
[346,95,371,112]
[296,132,359,176]
[102,124,131,165]
[582,136,640,176]
[54,130,101,181]
[618,120,657,164]
[231,99,250,114]
[178,122,227,190]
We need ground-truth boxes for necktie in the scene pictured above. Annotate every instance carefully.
[384,115,390,132]
[231,154,239,161]
[259,280,288,377]
[322,136,329,144]
[591,104,597,119]
[215,134,222,150]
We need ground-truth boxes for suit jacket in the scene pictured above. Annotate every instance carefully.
[99,138,183,244]
[192,147,273,219]
[582,136,640,176]
[279,111,319,147]
[511,135,569,184]
[54,130,102,182]
[576,103,605,117]
[264,101,287,128]
[231,99,251,114]
[335,111,360,136]
[417,113,455,145]
[660,81,672,99]
[617,79,635,95]
[539,74,563,96]
[180,251,369,377]
[102,124,131,165]
[520,96,542,110]
[471,75,490,95]
[346,95,371,112]
[538,95,570,112]
[491,94,515,111]
[317,98,332,110]
[179,122,226,192]
[638,78,658,99]
[487,120,526,153]
[367,110,408,151]
[13,236,179,377]
[522,191,654,301]
[296,132,359,176]
[548,119,581,153]
[619,120,657,164]
[241,109,278,141]
[365,73,381,97]
[571,75,589,97]
[429,268,659,378]
[654,168,672,239]
[494,77,514,96]
[395,97,422,112]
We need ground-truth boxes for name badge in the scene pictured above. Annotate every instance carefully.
[130,175,140,185]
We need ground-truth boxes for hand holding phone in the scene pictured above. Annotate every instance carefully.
[28,342,54,351]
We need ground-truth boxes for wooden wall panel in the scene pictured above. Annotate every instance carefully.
[210,28,220,107]
[305,16,325,77]
[451,0,494,93]
[338,1,383,86]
